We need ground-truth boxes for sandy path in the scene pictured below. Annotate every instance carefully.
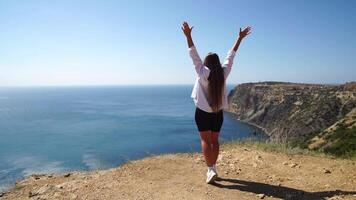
[1,145,356,200]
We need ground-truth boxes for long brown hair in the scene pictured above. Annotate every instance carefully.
[204,53,225,112]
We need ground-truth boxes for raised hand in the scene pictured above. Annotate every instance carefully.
[239,26,252,39]
[232,26,251,51]
[181,21,194,38]
[181,21,195,48]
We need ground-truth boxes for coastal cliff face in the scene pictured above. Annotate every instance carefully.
[227,82,356,145]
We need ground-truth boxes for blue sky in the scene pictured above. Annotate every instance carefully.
[0,0,355,86]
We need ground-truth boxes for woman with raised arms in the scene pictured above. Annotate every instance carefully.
[182,21,251,183]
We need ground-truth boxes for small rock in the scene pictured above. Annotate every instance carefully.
[276,177,285,182]
[328,197,340,200]
[37,184,52,194]
[282,162,288,165]
[55,183,66,189]
[255,155,262,160]
[53,193,61,198]
[290,163,298,168]
[257,193,265,199]
[64,173,71,177]
[323,169,331,174]
[224,171,229,174]
[28,191,35,197]
[70,193,78,200]
[252,162,258,168]
[277,183,282,186]
[29,184,53,197]
[31,174,43,180]
[294,101,303,106]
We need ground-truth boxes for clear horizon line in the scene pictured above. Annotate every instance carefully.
[0,81,349,88]
[0,83,242,87]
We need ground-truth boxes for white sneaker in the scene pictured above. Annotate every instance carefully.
[206,169,217,184]
[213,165,218,177]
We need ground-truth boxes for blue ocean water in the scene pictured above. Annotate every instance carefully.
[0,85,266,191]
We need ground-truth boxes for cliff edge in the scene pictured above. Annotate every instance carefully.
[1,143,355,200]
[227,82,356,156]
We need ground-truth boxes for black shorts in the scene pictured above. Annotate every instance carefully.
[195,107,224,132]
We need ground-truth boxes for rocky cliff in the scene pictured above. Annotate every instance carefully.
[227,82,356,146]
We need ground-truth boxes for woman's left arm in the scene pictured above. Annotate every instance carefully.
[223,26,252,78]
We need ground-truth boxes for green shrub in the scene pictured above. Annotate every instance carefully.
[324,126,356,158]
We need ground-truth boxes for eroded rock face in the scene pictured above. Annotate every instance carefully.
[227,82,356,141]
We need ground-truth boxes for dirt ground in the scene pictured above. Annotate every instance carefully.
[1,144,356,200]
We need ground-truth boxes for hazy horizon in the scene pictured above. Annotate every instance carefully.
[1,0,355,86]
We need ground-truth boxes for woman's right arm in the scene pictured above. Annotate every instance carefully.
[182,21,208,78]
[182,21,194,48]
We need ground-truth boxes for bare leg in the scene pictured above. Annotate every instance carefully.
[211,132,220,165]
[199,131,214,167]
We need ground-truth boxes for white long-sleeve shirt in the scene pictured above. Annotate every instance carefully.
[189,46,236,113]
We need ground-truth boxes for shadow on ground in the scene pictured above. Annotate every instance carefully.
[212,178,356,200]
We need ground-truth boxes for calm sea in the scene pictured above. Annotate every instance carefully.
[0,85,266,191]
